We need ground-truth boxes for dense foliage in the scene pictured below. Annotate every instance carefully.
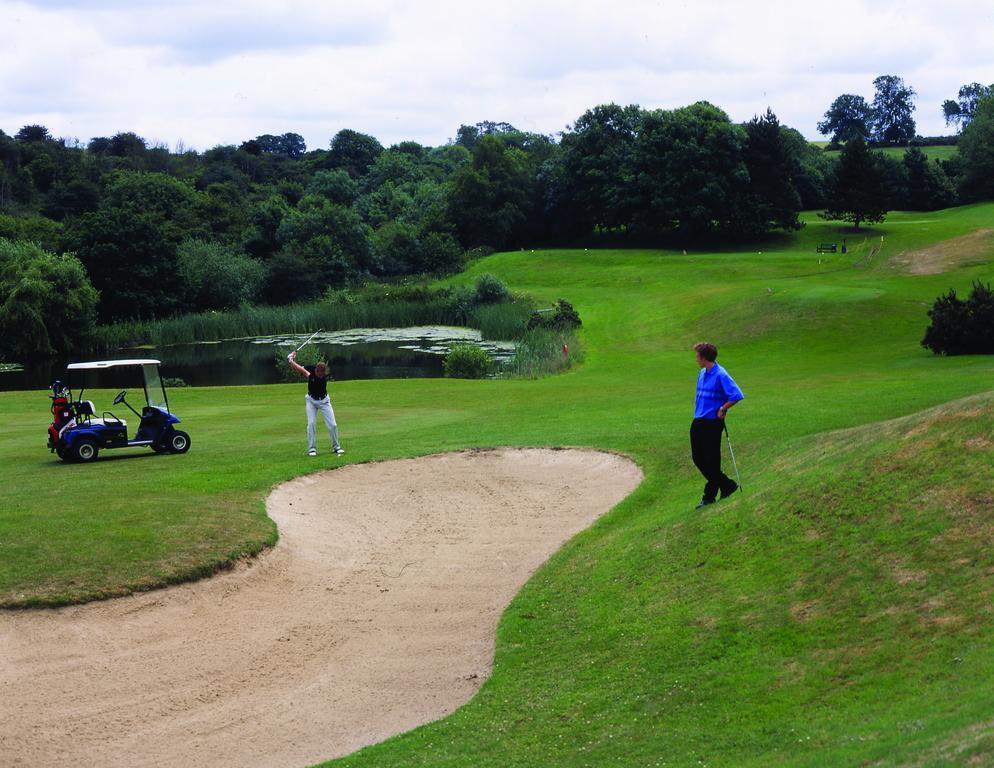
[942,82,994,130]
[818,75,916,144]
[817,94,874,144]
[0,83,991,356]
[922,281,994,355]
[0,238,98,359]
[819,138,888,230]
[956,96,994,202]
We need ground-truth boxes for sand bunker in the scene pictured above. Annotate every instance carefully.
[0,448,641,767]
[890,228,994,275]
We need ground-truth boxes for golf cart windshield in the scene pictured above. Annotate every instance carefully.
[142,364,169,412]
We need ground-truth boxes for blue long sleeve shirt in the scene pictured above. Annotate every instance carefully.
[694,363,744,419]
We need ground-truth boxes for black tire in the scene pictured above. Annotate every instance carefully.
[151,442,170,453]
[56,445,70,462]
[168,430,191,454]
[73,439,99,463]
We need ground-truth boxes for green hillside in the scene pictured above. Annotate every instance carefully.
[2,204,993,764]
[820,143,959,162]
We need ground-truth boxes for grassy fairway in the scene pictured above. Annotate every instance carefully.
[2,204,994,764]
[821,144,959,163]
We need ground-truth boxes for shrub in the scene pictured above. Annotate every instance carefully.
[443,343,493,379]
[527,299,582,331]
[177,239,265,311]
[465,246,495,261]
[922,281,994,355]
[473,273,509,304]
[421,232,464,274]
[371,221,422,275]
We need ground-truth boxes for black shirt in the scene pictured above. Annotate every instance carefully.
[304,365,328,400]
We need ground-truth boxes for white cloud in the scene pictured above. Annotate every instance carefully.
[1,0,992,150]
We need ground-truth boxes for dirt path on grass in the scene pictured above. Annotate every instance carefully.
[0,448,641,768]
[890,228,994,274]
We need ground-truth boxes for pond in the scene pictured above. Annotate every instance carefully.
[0,327,516,392]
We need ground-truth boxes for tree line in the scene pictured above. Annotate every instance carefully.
[2,86,994,357]
[818,76,994,144]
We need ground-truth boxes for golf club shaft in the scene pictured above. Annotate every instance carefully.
[294,329,323,353]
[724,422,743,493]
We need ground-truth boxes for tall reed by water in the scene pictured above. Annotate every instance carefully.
[89,287,535,352]
[502,329,584,378]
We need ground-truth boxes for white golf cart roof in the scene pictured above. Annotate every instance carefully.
[67,359,161,370]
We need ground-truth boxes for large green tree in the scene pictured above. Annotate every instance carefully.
[869,75,916,143]
[274,194,373,289]
[738,109,803,237]
[817,95,872,143]
[0,238,98,359]
[176,239,264,311]
[557,104,642,236]
[65,208,185,321]
[820,138,888,230]
[957,96,994,201]
[942,83,994,131]
[900,147,956,211]
[448,136,531,249]
[633,102,748,238]
[328,129,383,179]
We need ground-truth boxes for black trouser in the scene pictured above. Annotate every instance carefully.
[690,418,735,501]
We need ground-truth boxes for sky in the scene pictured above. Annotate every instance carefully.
[1,0,992,152]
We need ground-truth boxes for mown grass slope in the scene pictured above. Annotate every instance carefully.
[1,203,993,764]
[820,144,959,163]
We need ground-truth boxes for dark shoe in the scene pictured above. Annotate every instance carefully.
[695,497,715,510]
[720,482,738,500]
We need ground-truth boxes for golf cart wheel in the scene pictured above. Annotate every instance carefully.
[151,442,170,453]
[168,430,191,454]
[73,439,99,463]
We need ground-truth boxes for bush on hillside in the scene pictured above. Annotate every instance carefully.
[527,299,582,331]
[443,344,493,379]
[922,281,994,355]
[473,273,509,304]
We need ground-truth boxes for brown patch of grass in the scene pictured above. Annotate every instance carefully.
[965,436,994,451]
[894,568,927,586]
[694,615,719,630]
[890,228,994,275]
[790,600,821,622]
[899,717,994,767]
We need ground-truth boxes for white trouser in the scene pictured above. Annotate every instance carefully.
[306,395,340,451]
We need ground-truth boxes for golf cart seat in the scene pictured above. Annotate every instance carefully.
[72,400,126,427]
[73,400,97,422]
[95,413,126,427]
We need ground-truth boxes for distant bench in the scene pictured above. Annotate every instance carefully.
[816,243,837,253]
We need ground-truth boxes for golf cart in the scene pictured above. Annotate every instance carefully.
[47,359,190,463]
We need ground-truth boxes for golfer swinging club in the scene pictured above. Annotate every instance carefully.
[288,351,345,457]
[691,342,743,509]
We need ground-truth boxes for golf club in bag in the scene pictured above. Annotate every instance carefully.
[287,329,324,363]
[723,420,743,494]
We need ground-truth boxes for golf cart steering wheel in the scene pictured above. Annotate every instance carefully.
[113,390,128,405]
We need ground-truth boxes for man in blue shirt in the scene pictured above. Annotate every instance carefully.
[691,342,744,509]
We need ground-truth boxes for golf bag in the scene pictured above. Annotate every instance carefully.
[47,381,76,450]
